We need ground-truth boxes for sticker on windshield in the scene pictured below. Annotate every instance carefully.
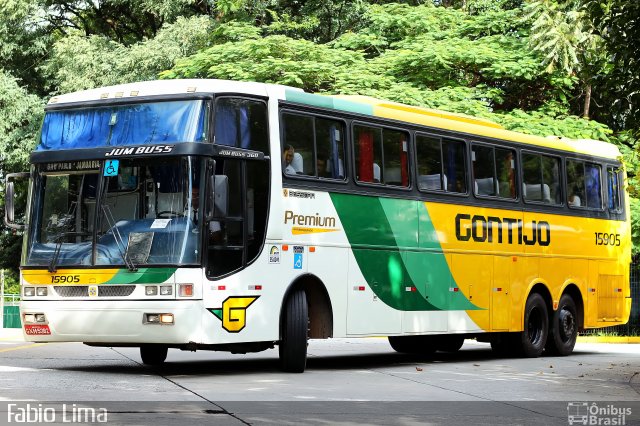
[104,160,119,177]
[150,219,171,229]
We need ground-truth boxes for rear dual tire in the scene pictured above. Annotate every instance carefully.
[546,294,578,356]
[513,293,549,357]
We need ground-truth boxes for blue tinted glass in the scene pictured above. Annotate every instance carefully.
[38,100,207,151]
[585,163,601,209]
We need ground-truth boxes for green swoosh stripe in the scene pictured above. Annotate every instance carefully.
[330,193,479,311]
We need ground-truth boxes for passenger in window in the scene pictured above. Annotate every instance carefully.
[568,186,582,207]
[283,144,296,175]
[317,157,329,178]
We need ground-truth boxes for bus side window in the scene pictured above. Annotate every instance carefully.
[607,166,622,212]
[214,98,269,155]
[585,163,602,209]
[522,152,561,205]
[282,113,314,176]
[354,125,382,184]
[567,159,602,209]
[472,144,516,199]
[315,118,345,179]
[416,134,466,193]
[354,124,408,187]
[383,129,409,187]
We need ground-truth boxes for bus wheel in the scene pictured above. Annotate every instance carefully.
[546,294,578,356]
[140,345,168,365]
[279,289,308,373]
[515,293,549,357]
[435,335,465,353]
[388,336,436,354]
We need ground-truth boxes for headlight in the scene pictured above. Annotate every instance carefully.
[145,286,158,296]
[36,287,48,297]
[24,287,35,297]
[160,285,172,296]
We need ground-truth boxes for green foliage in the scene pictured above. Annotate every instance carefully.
[493,108,612,141]
[630,198,640,257]
[162,35,368,92]
[524,0,590,74]
[0,70,43,172]
[2,269,20,296]
[585,0,640,131]
[44,15,215,94]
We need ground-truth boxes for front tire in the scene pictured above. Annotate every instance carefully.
[279,289,308,373]
[514,293,549,357]
[546,294,578,356]
[140,344,168,366]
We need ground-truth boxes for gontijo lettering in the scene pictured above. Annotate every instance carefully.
[455,213,551,246]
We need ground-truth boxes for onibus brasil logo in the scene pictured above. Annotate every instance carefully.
[209,296,259,333]
[567,402,632,425]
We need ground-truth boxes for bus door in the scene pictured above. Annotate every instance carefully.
[205,157,269,278]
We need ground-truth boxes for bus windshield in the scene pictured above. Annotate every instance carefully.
[38,100,208,151]
[25,157,204,268]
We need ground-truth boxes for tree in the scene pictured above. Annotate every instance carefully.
[586,0,640,132]
[0,70,43,272]
[523,0,605,118]
[43,15,215,94]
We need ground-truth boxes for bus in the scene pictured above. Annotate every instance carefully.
[4,79,631,372]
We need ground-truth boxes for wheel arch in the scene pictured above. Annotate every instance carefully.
[523,281,553,324]
[280,273,333,339]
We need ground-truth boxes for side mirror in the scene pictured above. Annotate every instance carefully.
[4,172,29,230]
[5,181,15,223]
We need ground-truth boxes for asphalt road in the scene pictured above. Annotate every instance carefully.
[0,332,638,425]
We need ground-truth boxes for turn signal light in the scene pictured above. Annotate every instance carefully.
[160,314,174,324]
[178,284,193,297]
[144,313,174,325]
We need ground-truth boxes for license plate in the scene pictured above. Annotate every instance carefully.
[24,325,51,335]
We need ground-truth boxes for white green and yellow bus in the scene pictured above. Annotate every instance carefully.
[4,79,631,372]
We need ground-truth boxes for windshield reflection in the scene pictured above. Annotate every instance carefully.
[26,157,203,268]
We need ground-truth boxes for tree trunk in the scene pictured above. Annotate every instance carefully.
[583,83,592,119]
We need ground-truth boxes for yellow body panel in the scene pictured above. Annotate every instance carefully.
[425,202,631,331]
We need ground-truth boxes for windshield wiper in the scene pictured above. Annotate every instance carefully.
[48,231,92,273]
[101,204,138,272]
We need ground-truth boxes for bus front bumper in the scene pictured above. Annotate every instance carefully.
[19,300,204,345]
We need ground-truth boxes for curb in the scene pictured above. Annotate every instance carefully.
[577,336,640,344]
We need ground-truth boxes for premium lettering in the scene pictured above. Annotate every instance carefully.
[455,213,550,246]
[284,210,336,227]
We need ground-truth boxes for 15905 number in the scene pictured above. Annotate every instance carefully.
[50,275,80,284]
[595,232,621,246]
